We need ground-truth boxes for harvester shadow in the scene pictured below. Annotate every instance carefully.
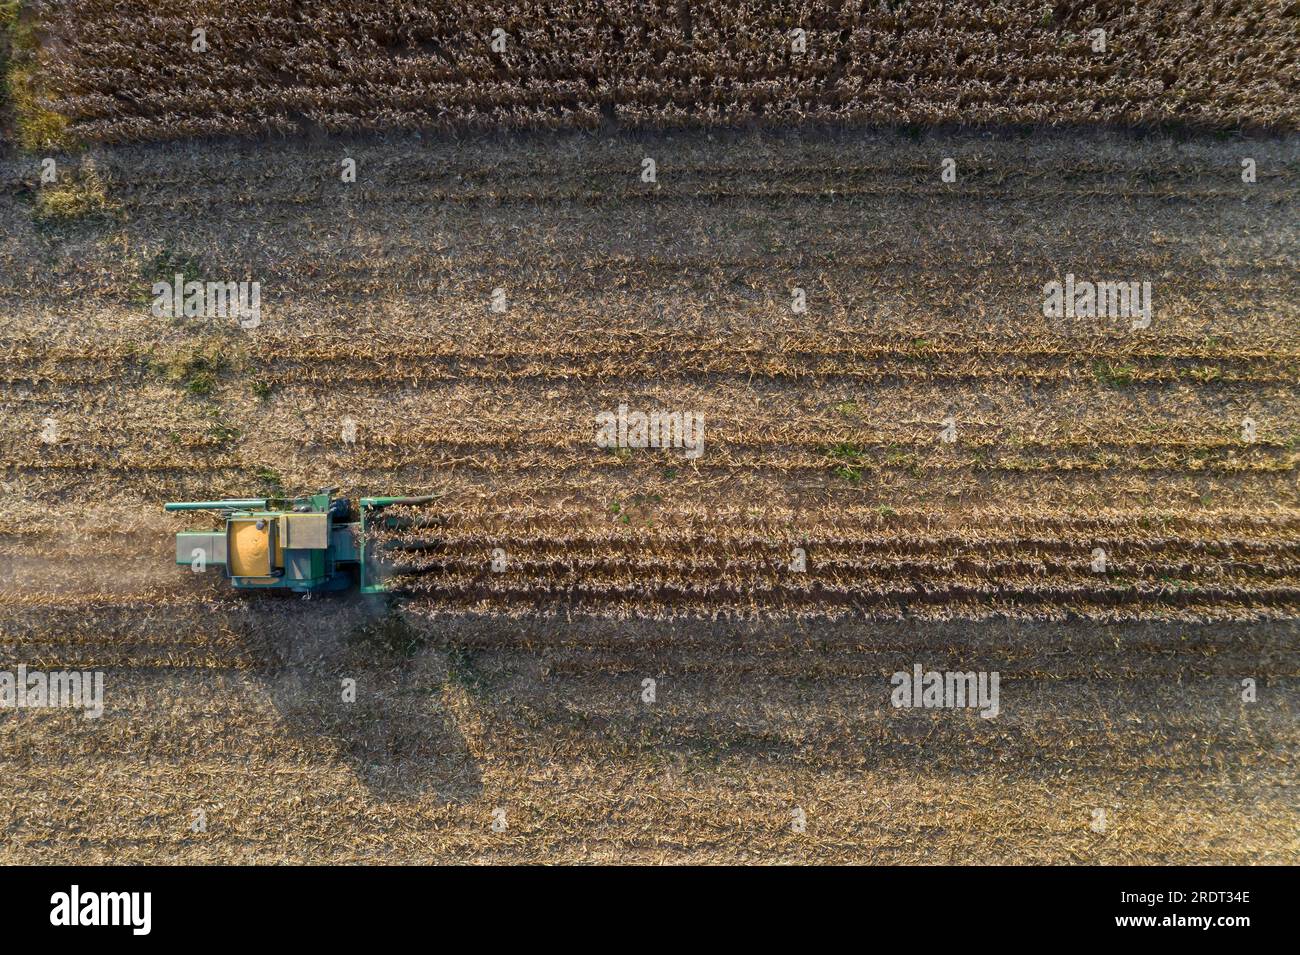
[261,598,483,804]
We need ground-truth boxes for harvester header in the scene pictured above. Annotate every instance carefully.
[166,489,433,593]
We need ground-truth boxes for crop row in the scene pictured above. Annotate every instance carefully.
[27,0,1298,144]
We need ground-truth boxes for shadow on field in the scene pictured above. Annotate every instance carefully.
[262,598,483,803]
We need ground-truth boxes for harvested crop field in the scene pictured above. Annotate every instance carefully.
[0,127,1296,863]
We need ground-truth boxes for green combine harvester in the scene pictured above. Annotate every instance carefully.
[166,489,433,594]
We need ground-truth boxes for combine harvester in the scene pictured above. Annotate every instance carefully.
[166,489,434,593]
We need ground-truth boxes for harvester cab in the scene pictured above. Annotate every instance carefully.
[166,490,433,594]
